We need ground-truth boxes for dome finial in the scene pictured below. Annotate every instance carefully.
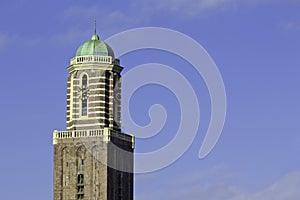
[91,18,100,40]
[94,18,97,34]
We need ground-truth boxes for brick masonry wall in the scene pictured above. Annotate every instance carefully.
[53,136,133,200]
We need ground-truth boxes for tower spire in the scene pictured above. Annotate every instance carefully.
[94,18,97,34]
[91,19,99,41]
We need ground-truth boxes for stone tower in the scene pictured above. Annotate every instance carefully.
[52,28,134,200]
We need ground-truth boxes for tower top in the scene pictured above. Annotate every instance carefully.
[75,22,114,58]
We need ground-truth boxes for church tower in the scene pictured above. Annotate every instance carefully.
[52,26,134,200]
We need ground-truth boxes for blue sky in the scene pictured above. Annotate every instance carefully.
[1,0,300,199]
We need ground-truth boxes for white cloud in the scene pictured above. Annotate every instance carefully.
[0,33,9,49]
[130,0,296,18]
[254,171,300,200]
[173,170,300,200]
[279,20,300,31]
[136,169,300,200]
[51,0,290,44]
[0,33,40,52]
[51,5,140,45]
[56,0,237,38]
[131,0,237,17]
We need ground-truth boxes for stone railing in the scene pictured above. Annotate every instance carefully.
[52,128,134,147]
[70,55,113,65]
[54,129,104,139]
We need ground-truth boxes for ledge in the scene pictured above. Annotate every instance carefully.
[52,128,134,148]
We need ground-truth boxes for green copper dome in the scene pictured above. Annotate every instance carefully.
[76,33,114,58]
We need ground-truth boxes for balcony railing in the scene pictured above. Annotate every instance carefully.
[70,55,113,65]
[52,128,134,147]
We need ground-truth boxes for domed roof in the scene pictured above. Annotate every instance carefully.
[76,33,114,58]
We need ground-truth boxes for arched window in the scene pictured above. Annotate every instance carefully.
[81,74,88,116]
[82,75,87,87]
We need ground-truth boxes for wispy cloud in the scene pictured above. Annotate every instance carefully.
[136,169,300,200]
[131,0,296,18]
[51,0,291,44]
[51,5,140,45]
[279,20,300,31]
[132,0,236,17]
[51,0,237,43]
[254,171,300,200]
[0,33,40,52]
[176,170,300,200]
[0,33,9,49]
[60,5,139,34]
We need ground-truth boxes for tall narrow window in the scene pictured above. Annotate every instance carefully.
[82,74,87,86]
[77,174,84,200]
[77,174,84,184]
[81,75,88,116]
